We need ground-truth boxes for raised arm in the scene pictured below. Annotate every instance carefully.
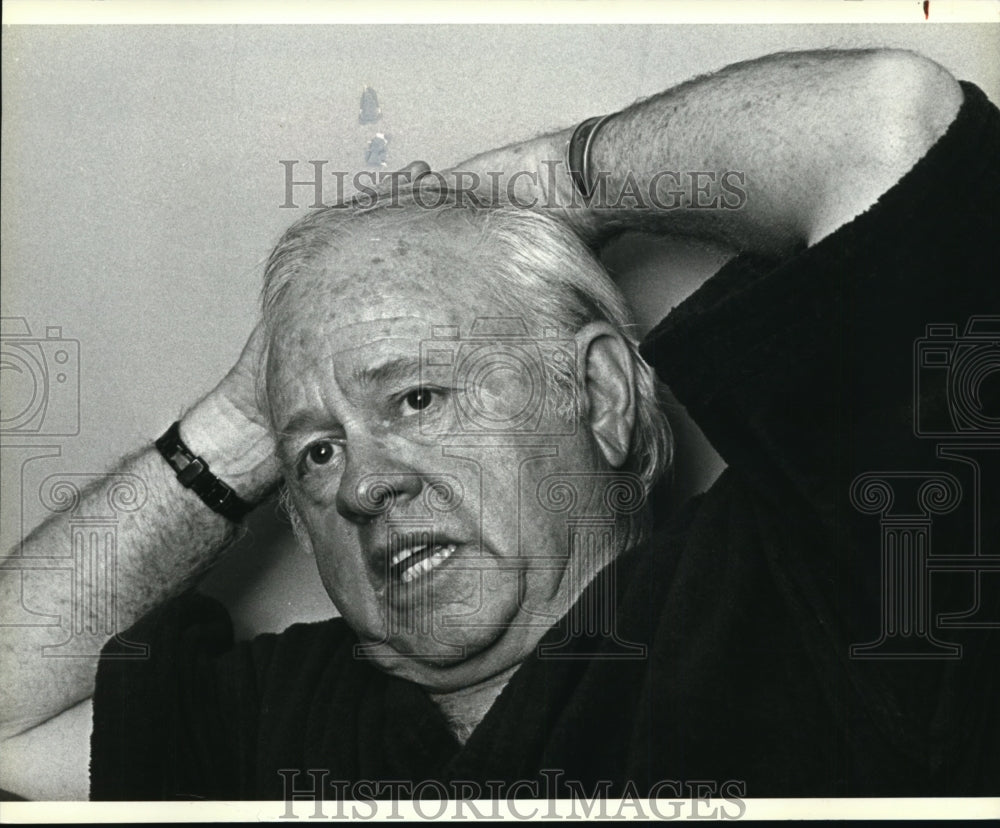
[0,323,280,799]
[452,49,962,256]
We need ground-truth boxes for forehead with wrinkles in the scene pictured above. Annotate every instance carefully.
[269,210,493,334]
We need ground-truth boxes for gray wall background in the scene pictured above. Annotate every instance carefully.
[3,23,998,639]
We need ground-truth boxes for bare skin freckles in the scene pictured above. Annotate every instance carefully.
[264,216,623,698]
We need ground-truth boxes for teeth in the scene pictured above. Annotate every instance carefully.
[390,544,427,567]
[399,543,456,584]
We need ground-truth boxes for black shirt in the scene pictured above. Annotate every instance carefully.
[91,81,1000,799]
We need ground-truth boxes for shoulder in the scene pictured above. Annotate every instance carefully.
[240,615,360,685]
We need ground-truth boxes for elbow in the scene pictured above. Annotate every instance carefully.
[801,49,963,245]
[862,49,963,167]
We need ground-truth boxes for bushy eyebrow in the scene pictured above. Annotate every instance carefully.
[351,356,423,390]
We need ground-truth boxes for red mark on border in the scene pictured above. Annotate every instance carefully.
[923,0,930,20]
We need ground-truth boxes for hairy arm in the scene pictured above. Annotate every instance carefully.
[0,324,279,798]
[453,49,962,257]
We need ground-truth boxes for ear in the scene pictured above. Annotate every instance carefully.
[575,322,635,468]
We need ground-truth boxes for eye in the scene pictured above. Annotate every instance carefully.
[308,441,335,465]
[299,439,341,475]
[293,436,345,482]
[404,387,435,411]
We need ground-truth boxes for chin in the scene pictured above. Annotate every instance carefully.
[389,621,504,665]
[361,621,523,690]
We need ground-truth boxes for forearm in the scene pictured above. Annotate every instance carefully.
[457,49,961,255]
[0,393,278,739]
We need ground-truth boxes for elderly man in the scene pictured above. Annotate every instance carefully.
[1,48,997,801]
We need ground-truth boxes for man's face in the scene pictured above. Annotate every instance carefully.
[266,213,617,691]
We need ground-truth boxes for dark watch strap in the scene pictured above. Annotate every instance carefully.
[155,420,252,522]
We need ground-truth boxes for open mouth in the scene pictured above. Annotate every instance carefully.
[387,542,458,584]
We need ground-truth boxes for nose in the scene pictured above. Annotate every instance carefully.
[335,437,423,525]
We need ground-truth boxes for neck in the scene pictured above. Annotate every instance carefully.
[428,665,519,745]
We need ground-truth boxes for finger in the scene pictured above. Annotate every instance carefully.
[373,160,432,196]
[396,160,431,179]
